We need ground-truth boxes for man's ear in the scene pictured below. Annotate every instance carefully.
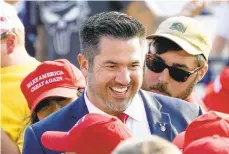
[198,63,208,81]
[77,53,89,78]
[6,33,16,55]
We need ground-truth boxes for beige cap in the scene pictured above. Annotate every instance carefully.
[146,16,212,61]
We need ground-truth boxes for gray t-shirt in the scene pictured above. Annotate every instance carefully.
[31,1,130,67]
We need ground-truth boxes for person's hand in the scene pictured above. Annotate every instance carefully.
[180,0,205,17]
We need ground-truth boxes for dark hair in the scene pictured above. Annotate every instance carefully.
[151,37,182,54]
[30,99,52,124]
[151,37,206,67]
[30,97,67,124]
[30,90,84,124]
[31,111,39,124]
[79,11,146,70]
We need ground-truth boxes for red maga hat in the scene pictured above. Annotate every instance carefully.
[173,111,229,149]
[20,59,86,112]
[204,67,229,114]
[41,113,132,154]
[184,135,229,154]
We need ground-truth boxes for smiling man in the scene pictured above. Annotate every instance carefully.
[142,16,212,108]
[78,35,146,115]
[23,12,203,154]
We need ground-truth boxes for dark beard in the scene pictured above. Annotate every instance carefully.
[149,73,199,100]
[176,73,199,100]
[149,83,172,96]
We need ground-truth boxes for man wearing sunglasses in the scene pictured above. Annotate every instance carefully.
[1,1,40,154]
[142,16,211,109]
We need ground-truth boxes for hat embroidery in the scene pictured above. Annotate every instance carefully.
[170,22,187,33]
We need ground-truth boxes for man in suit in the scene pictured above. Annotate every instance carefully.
[23,12,203,154]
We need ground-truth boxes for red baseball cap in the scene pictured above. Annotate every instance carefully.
[204,67,229,114]
[173,111,229,149]
[41,113,132,154]
[184,135,229,154]
[20,59,86,112]
[172,131,185,149]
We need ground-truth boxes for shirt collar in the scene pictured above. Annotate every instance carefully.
[84,89,109,116]
[84,89,144,122]
[124,93,143,122]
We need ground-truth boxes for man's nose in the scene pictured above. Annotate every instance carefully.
[158,68,170,84]
[115,68,131,85]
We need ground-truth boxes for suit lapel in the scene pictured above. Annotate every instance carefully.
[69,93,89,121]
[139,90,173,141]
[68,91,173,140]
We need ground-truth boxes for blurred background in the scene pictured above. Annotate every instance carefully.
[4,0,229,98]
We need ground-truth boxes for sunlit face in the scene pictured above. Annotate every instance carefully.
[37,96,78,120]
[142,50,201,100]
[83,36,146,115]
[0,31,16,67]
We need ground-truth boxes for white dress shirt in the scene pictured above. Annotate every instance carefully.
[84,90,151,137]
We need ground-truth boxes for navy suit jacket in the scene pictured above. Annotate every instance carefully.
[23,90,203,154]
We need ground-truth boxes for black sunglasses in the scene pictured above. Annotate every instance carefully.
[146,54,201,82]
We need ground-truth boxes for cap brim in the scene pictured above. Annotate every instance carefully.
[41,131,72,152]
[173,131,185,149]
[146,33,203,57]
[31,87,78,112]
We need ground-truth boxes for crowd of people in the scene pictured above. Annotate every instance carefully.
[1,1,229,154]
